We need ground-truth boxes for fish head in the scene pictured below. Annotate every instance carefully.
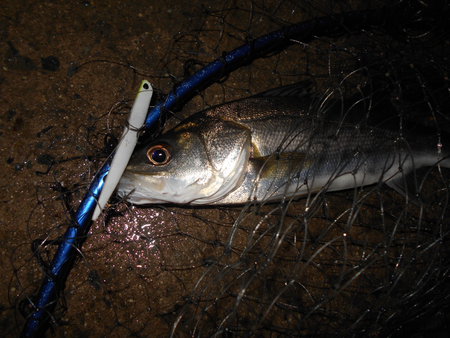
[117,116,251,204]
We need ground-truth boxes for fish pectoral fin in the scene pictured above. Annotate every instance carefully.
[252,152,310,180]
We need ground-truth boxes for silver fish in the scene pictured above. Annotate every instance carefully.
[117,95,450,205]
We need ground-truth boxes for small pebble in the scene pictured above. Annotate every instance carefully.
[41,56,60,71]
[6,110,16,121]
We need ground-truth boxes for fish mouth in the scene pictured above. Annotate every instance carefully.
[117,170,215,205]
[116,172,169,204]
[122,166,167,176]
[116,166,173,203]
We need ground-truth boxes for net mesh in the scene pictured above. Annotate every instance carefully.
[2,0,450,336]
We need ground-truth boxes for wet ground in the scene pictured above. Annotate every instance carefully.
[1,0,450,337]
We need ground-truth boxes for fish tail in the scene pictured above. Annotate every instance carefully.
[437,131,450,168]
[420,148,450,169]
[412,131,450,169]
[437,156,450,168]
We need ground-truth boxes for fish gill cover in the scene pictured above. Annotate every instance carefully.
[1,0,449,336]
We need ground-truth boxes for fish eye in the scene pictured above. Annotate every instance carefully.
[147,145,171,165]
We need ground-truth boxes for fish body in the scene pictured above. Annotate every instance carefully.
[117,96,449,205]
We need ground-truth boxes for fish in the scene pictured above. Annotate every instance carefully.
[116,85,450,205]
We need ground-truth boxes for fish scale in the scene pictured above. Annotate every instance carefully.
[117,94,450,205]
[206,98,313,156]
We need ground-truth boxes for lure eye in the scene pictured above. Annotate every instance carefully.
[147,145,171,165]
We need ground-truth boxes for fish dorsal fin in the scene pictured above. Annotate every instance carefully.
[253,80,314,99]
